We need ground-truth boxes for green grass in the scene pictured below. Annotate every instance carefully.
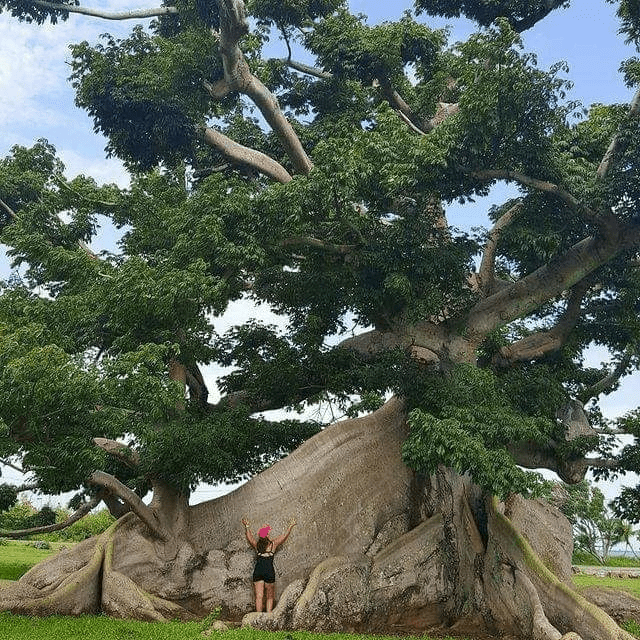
[0,541,61,580]
[573,574,640,599]
[0,615,470,640]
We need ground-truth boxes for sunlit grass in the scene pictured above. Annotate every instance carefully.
[0,541,60,580]
[573,574,640,599]
[0,615,471,640]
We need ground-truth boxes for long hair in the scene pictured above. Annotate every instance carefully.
[256,536,270,554]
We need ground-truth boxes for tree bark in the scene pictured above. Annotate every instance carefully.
[0,398,636,639]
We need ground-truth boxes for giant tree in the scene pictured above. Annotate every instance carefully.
[1,0,640,638]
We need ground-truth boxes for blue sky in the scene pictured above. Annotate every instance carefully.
[0,0,639,505]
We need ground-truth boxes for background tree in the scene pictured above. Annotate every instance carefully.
[0,1,640,639]
[559,480,634,564]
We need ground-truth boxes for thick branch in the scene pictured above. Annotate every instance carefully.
[15,483,39,492]
[93,437,140,467]
[281,58,331,80]
[465,221,639,342]
[201,126,292,183]
[185,363,209,405]
[28,1,177,20]
[281,236,354,255]
[88,470,169,541]
[336,324,444,362]
[102,493,130,519]
[494,279,590,366]
[459,166,600,222]
[597,85,640,180]
[216,0,313,175]
[378,77,434,134]
[478,200,522,295]
[0,197,17,219]
[0,492,103,539]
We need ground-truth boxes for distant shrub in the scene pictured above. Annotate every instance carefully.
[34,508,115,542]
[30,541,51,550]
[0,484,18,512]
[0,501,37,531]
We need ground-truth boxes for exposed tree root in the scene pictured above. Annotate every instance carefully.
[0,400,637,639]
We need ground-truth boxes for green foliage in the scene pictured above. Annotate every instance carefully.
[415,0,571,32]
[0,0,72,25]
[402,365,556,498]
[0,484,18,512]
[70,26,222,170]
[39,508,115,542]
[623,619,640,638]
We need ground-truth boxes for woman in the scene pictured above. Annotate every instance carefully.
[241,516,296,612]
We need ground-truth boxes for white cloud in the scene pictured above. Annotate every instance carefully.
[58,147,130,187]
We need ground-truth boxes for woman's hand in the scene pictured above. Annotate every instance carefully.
[241,517,250,529]
[287,517,297,529]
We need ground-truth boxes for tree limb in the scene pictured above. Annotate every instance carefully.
[459,166,601,223]
[215,0,313,175]
[377,77,434,134]
[0,197,17,220]
[93,438,140,467]
[336,324,444,362]
[281,236,355,255]
[281,58,332,80]
[15,483,40,492]
[477,200,523,295]
[494,279,590,366]
[0,492,103,539]
[465,220,640,342]
[185,363,209,406]
[597,84,640,180]
[102,492,130,519]
[88,470,169,541]
[200,126,293,183]
[27,1,178,20]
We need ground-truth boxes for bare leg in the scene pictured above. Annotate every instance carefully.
[265,582,275,612]
[254,580,264,612]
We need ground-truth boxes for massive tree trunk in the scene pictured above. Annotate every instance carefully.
[0,398,634,639]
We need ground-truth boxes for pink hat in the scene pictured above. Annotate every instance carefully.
[258,525,271,538]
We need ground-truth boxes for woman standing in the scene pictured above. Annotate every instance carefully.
[241,517,296,612]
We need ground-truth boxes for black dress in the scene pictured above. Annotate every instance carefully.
[252,547,276,583]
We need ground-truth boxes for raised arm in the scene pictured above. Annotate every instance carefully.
[241,518,257,549]
[271,518,297,550]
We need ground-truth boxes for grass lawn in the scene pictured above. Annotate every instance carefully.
[573,574,640,599]
[2,542,640,638]
[0,615,472,640]
[0,541,62,580]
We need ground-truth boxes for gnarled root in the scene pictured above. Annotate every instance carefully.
[487,496,635,640]
[0,514,197,621]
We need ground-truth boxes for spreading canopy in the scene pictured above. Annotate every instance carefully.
[1,0,640,525]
